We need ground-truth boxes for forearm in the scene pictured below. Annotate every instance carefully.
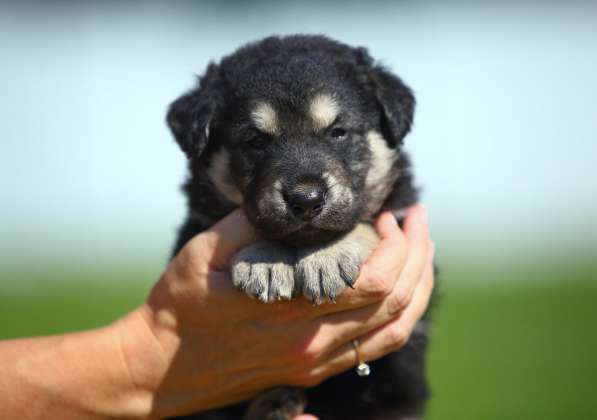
[0,296,252,420]
[0,206,433,420]
[0,314,154,420]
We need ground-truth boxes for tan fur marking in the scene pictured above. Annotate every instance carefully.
[251,102,278,135]
[365,130,397,189]
[309,94,339,130]
[208,150,243,205]
[323,171,353,205]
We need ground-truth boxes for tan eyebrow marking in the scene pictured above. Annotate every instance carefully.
[250,102,278,135]
[309,93,339,130]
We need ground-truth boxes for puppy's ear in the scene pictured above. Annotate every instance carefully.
[370,66,415,146]
[167,63,223,158]
[354,48,415,147]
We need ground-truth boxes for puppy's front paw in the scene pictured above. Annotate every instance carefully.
[295,246,359,304]
[296,224,378,304]
[231,242,296,302]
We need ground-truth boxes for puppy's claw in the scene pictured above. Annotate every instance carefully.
[231,241,296,303]
[338,263,356,289]
[297,240,369,303]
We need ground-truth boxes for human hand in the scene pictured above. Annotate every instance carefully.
[115,204,434,419]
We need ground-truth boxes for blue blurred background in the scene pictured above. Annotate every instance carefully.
[1,1,596,418]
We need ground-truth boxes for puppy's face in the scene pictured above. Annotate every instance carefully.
[168,36,415,246]
[220,92,373,245]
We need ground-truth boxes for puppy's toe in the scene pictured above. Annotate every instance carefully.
[295,240,367,304]
[336,253,360,288]
[298,265,347,304]
[295,255,350,304]
[267,262,295,300]
[231,242,296,302]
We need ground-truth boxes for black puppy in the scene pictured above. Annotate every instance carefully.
[168,35,429,420]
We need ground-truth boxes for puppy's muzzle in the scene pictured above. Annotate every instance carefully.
[285,181,326,221]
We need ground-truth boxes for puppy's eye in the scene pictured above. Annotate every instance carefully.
[246,135,267,150]
[330,127,347,139]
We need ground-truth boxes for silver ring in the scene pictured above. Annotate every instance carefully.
[351,339,371,377]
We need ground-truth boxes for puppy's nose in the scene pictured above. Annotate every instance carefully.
[287,183,325,220]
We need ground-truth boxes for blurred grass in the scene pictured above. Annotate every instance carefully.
[1,261,596,419]
[427,270,597,419]
[0,267,154,337]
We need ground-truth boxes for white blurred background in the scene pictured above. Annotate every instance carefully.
[2,0,596,282]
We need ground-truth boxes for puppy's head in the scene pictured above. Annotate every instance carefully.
[168,35,415,246]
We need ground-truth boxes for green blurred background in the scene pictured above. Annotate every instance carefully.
[1,1,596,419]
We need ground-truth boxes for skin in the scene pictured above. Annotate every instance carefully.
[0,204,434,419]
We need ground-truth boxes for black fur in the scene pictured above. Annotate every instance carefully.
[168,35,429,419]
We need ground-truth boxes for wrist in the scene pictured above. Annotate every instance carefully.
[113,303,182,419]
[76,322,155,420]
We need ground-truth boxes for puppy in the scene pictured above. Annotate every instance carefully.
[168,35,429,420]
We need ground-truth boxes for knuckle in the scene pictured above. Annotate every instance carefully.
[362,267,391,298]
[387,288,411,315]
[171,246,207,279]
[388,324,410,349]
[302,339,326,363]
[396,288,413,312]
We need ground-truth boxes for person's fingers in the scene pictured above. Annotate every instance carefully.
[363,211,408,280]
[305,212,408,317]
[304,206,429,318]
[293,415,319,420]
[311,235,434,353]
[184,209,258,271]
[311,259,434,380]
[365,211,406,272]
[358,259,434,355]
[391,204,431,312]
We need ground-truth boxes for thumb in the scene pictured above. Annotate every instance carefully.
[187,209,258,270]
[293,416,319,420]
